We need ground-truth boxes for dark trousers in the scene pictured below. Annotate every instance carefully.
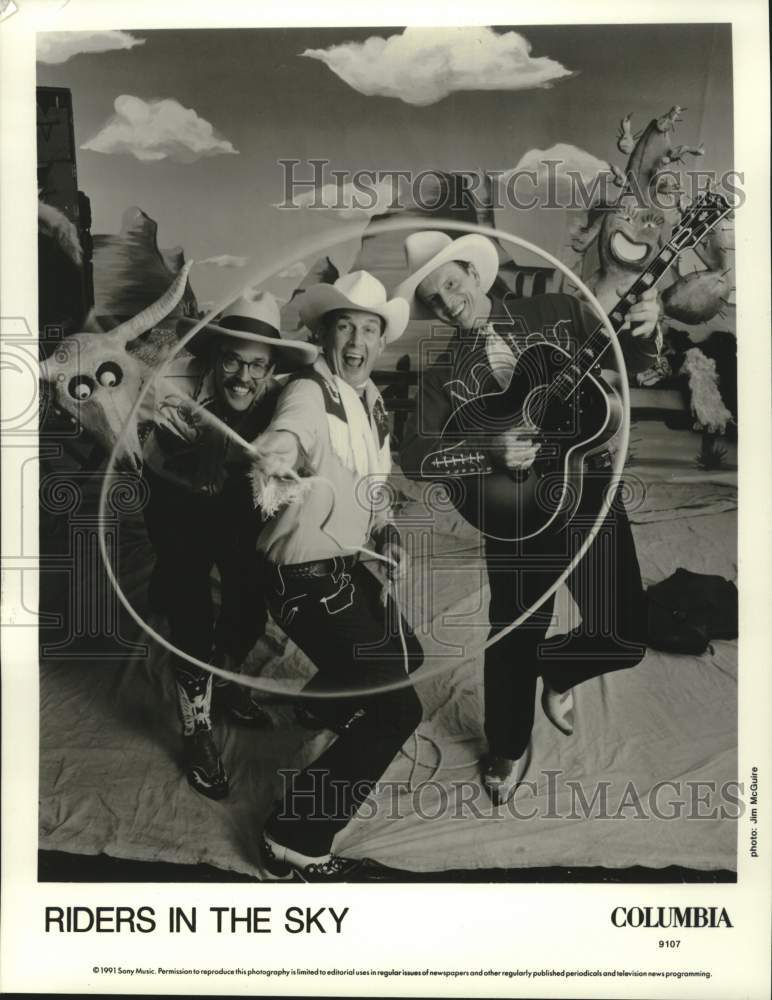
[265,559,423,856]
[143,470,267,697]
[484,476,647,760]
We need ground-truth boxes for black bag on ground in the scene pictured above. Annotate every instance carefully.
[646,568,738,655]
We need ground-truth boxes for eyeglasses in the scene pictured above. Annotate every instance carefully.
[220,352,271,378]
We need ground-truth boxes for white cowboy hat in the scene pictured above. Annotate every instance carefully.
[394,232,500,319]
[299,271,409,345]
[181,289,318,370]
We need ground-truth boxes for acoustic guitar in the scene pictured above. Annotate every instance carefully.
[420,191,732,541]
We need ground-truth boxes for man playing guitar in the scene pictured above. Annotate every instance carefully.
[396,231,658,805]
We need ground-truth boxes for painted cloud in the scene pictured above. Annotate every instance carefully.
[199,255,248,268]
[81,95,239,163]
[302,27,572,107]
[277,262,309,279]
[37,31,145,65]
[502,144,613,205]
[287,177,399,218]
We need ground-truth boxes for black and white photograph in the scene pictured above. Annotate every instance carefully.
[1,1,770,996]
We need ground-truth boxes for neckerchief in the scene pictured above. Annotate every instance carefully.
[297,357,391,479]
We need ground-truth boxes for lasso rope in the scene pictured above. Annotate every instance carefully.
[96,217,629,785]
[139,395,445,786]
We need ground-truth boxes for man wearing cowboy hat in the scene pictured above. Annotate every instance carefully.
[143,290,317,800]
[250,271,423,879]
[396,232,653,806]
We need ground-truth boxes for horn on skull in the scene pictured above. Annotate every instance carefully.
[106,260,194,346]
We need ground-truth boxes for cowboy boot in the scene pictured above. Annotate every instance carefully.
[176,672,229,800]
[211,650,272,728]
[261,832,361,882]
[215,678,273,727]
[541,682,575,736]
[294,703,366,736]
[481,744,533,806]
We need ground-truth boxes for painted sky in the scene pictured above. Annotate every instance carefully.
[37,24,734,311]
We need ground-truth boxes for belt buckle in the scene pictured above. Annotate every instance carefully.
[320,568,355,615]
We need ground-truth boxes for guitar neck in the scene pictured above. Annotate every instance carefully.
[579,249,675,369]
[574,195,731,377]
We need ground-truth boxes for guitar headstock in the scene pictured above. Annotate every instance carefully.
[672,191,733,250]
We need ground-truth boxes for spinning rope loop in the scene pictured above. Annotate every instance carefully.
[97,215,629,783]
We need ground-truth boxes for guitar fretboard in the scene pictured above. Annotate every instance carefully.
[553,194,731,402]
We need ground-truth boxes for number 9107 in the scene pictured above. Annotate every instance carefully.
[659,940,681,948]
